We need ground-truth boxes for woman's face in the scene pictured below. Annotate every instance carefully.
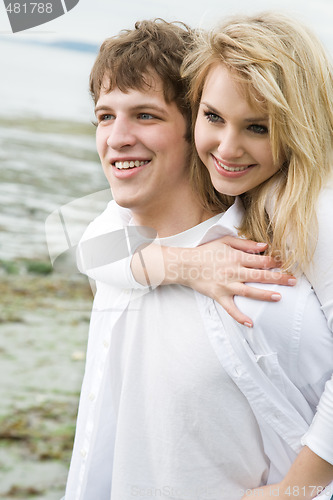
[194,64,281,197]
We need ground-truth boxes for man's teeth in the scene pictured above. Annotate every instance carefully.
[217,160,250,172]
[114,160,149,169]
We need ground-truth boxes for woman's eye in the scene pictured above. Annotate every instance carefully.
[204,111,222,123]
[249,124,268,135]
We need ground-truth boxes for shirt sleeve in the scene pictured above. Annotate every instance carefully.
[302,186,333,465]
[77,200,153,290]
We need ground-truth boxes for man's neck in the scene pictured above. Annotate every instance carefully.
[132,196,214,238]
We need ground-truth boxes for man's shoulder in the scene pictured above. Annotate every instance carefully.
[82,200,132,241]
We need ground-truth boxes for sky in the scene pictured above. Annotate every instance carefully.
[1,0,333,48]
[1,0,333,124]
[1,0,333,259]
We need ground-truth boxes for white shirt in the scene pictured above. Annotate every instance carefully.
[66,190,333,499]
[67,214,269,500]
[109,221,269,500]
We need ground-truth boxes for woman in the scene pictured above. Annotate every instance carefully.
[79,12,333,498]
[178,12,333,498]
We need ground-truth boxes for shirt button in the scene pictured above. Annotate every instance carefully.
[80,449,87,458]
[103,339,109,349]
[89,393,95,401]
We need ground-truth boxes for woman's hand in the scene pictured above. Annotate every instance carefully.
[132,236,296,327]
[168,236,296,327]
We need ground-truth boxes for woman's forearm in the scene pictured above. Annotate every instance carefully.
[279,446,333,499]
[131,237,297,325]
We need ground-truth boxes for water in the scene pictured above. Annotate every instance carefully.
[1,6,333,497]
[1,2,333,262]
[0,114,111,260]
[0,38,112,262]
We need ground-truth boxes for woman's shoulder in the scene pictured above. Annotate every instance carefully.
[316,183,333,225]
[318,181,333,200]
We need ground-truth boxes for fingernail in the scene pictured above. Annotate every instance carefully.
[271,294,281,301]
[256,242,267,247]
[288,278,297,286]
[244,321,253,328]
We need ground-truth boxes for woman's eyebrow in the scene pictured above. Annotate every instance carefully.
[244,115,269,122]
[200,101,220,114]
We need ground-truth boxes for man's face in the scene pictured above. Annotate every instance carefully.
[95,76,191,221]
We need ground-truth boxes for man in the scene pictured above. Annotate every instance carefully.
[63,20,301,500]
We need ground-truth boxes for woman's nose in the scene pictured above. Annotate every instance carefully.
[216,127,244,160]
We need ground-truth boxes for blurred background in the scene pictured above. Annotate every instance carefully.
[1,0,333,498]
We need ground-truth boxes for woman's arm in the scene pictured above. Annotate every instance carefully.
[132,236,296,327]
[76,200,145,289]
[302,187,333,462]
[78,201,296,325]
[243,187,333,497]
[242,446,333,499]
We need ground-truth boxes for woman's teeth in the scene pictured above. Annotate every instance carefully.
[114,160,149,169]
[217,160,250,172]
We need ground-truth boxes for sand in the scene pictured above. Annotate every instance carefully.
[0,264,92,499]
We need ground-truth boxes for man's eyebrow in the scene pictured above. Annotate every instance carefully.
[94,104,169,116]
[94,105,112,114]
[132,104,169,116]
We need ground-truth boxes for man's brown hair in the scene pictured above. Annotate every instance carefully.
[90,19,195,133]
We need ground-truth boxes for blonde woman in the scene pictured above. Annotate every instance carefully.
[77,13,333,499]
[182,12,333,498]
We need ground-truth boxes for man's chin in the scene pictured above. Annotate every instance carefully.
[112,197,133,209]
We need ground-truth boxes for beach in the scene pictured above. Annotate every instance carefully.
[2,3,333,496]
[0,266,91,499]
[0,112,106,497]
[0,39,110,498]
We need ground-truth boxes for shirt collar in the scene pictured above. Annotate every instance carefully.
[199,197,244,246]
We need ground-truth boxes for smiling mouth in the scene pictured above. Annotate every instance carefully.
[114,160,150,170]
[216,159,252,172]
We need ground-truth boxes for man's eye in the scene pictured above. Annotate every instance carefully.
[100,114,113,122]
[139,113,154,120]
[94,114,114,125]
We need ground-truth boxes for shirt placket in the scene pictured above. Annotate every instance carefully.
[75,290,132,499]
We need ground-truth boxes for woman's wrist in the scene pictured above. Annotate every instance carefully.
[131,243,171,287]
[161,246,190,286]
[278,447,333,499]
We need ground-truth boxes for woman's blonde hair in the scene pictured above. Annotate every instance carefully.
[183,12,333,271]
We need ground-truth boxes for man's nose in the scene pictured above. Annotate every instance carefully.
[106,117,137,149]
